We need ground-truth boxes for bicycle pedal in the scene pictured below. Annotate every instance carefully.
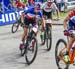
[64,55,70,63]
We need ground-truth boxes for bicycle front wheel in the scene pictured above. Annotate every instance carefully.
[45,24,52,51]
[25,37,38,65]
[55,39,69,69]
[11,22,19,33]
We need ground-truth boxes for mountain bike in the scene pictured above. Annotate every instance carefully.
[20,24,38,65]
[40,18,52,51]
[25,25,38,65]
[55,30,75,69]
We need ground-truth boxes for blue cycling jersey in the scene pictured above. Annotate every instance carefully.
[24,6,43,18]
[68,17,75,30]
[70,16,75,24]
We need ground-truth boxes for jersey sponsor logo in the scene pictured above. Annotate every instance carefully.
[44,6,52,12]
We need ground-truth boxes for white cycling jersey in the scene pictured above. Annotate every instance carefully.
[42,2,58,12]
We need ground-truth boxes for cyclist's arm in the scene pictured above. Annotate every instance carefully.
[64,16,70,30]
[39,11,45,28]
[63,10,75,30]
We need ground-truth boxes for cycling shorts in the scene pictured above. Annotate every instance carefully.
[43,10,52,19]
[24,17,36,27]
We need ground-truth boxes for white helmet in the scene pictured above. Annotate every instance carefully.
[47,0,54,2]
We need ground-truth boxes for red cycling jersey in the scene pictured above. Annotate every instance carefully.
[68,9,75,18]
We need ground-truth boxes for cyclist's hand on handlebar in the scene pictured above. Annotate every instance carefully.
[64,30,69,36]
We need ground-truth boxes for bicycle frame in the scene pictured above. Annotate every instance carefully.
[69,46,75,64]
[58,39,75,64]
[58,47,67,64]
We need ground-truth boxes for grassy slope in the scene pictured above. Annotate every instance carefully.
[53,11,69,19]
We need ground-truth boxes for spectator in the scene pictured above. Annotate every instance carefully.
[55,0,62,12]
[16,0,25,9]
[0,2,3,13]
[0,2,8,13]
[28,0,35,6]
[62,0,68,12]
[8,0,17,10]
[37,0,44,3]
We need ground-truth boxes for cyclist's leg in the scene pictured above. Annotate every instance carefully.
[67,20,75,53]
[48,12,53,26]
[20,12,24,23]
[67,37,75,52]
[40,10,47,45]
[22,27,28,43]
[21,17,30,44]
[42,10,46,30]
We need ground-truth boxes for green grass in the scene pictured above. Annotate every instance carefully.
[53,11,69,19]
[60,12,69,18]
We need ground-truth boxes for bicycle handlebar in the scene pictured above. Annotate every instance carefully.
[64,30,75,37]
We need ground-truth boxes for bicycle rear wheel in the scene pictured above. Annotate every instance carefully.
[55,39,69,69]
[11,22,19,33]
[25,37,38,65]
[45,24,52,51]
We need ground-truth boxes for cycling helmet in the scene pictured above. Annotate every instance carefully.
[47,0,54,2]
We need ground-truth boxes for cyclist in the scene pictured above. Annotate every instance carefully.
[42,0,60,19]
[20,4,45,48]
[40,0,60,45]
[63,9,75,61]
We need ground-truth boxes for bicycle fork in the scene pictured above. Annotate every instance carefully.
[70,47,75,64]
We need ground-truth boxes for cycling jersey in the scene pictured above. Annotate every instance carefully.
[24,6,43,19]
[68,20,75,30]
[67,9,75,30]
[68,9,75,18]
[68,16,75,30]
[42,2,58,19]
[24,6,43,27]
[42,2,58,12]
[70,16,75,24]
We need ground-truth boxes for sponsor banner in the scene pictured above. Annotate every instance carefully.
[0,10,23,26]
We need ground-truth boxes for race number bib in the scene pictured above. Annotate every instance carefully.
[45,19,52,23]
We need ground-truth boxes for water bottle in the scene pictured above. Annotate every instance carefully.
[63,55,70,63]
[62,49,70,63]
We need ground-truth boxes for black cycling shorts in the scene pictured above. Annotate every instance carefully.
[43,10,52,19]
[24,17,36,28]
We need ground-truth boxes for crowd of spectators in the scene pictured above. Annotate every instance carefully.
[0,0,68,13]
[54,0,68,12]
[0,2,8,13]
[0,0,26,13]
